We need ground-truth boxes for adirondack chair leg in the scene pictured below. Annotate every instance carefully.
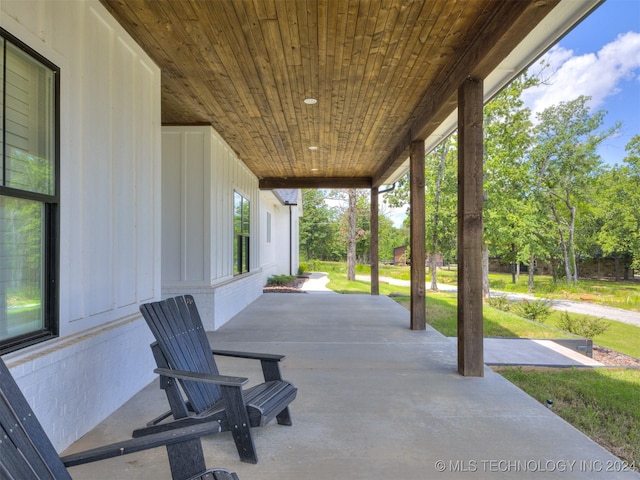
[275,406,293,426]
[166,440,208,480]
[220,385,258,464]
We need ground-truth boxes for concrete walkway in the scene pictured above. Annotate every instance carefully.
[63,294,638,480]
[300,272,337,294]
[551,299,640,328]
[480,338,603,367]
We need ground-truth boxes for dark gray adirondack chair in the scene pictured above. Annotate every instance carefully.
[0,355,239,480]
[135,295,297,464]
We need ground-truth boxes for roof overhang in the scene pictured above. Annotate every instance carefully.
[383,0,603,186]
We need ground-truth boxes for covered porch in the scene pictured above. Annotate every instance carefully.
[97,0,606,378]
[63,294,634,479]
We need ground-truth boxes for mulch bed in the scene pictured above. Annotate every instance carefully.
[263,277,307,294]
[592,345,640,368]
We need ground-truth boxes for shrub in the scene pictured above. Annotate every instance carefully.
[297,263,308,275]
[487,295,511,312]
[266,274,296,286]
[556,311,610,339]
[514,299,551,323]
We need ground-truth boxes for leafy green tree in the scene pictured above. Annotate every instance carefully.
[354,192,376,263]
[381,174,410,213]
[530,96,616,285]
[425,135,457,290]
[624,134,640,170]
[381,137,457,287]
[624,135,640,271]
[591,135,640,277]
[483,76,535,290]
[378,213,407,263]
[346,189,357,280]
[328,189,369,275]
[299,189,341,261]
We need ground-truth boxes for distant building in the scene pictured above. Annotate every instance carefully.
[394,246,408,265]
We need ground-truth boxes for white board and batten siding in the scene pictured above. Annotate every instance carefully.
[260,189,302,279]
[162,125,263,330]
[1,0,161,451]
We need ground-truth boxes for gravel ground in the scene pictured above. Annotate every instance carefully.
[593,345,640,367]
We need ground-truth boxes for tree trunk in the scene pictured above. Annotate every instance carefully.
[528,252,535,293]
[550,256,558,283]
[430,144,448,291]
[559,233,572,284]
[430,254,438,291]
[347,189,357,281]
[567,204,578,286]
[482,245,490,298]
[550,200,572,284]
[511,243,517,284]
[623,254,630,280]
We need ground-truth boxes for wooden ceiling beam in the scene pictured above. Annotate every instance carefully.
[259,177,372,190]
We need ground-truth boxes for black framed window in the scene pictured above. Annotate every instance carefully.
[233,191,249,274]
[0,29,59,354]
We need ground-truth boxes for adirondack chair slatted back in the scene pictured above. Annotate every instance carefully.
[140,296,223,412]
[0,357,72,480]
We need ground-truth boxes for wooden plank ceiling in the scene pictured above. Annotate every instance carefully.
[100,0,559,188]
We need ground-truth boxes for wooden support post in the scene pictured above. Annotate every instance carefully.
[410,140,426,330]
[370,187,379,295]
[457,77,484,376]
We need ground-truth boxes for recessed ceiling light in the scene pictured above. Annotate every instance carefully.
[303,98,318,105]
[308,146,318,151]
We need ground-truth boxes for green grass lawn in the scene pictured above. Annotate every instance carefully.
[498,367,640,470]
[393,292,571,339]
[317,261,640,312]
[489,273,640,312]
[545,311,640,360]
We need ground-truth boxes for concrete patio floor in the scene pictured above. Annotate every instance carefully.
[64,294,639,479]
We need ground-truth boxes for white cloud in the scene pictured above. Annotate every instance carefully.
[522,31,640,118]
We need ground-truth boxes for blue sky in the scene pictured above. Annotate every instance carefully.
[522,0,640,166]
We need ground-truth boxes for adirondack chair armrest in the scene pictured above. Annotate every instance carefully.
[211,349,286,362]
[61,422,220,467]
[154,368,249,387]
[211,349,287,383]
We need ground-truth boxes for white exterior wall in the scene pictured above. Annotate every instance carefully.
[260,190,302,278]
[161,126,264,328]
[1,0,161,451]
